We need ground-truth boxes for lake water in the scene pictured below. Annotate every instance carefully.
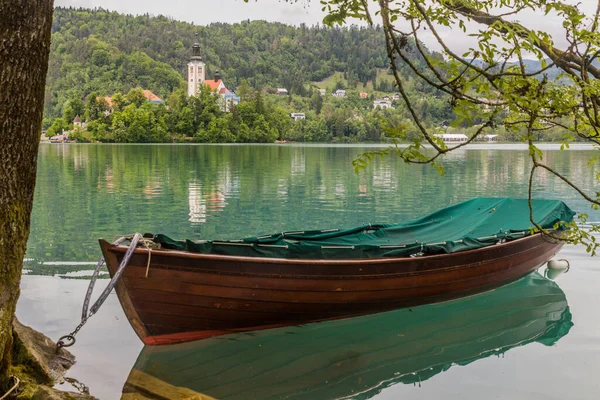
[17,143,600,399]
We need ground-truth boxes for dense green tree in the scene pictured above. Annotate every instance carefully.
[310,91,324,115]
[173,106,195,136]
[125,88,148,108]
[110,92,126,112]
[46,117,72,136]
[62,97,85,123]
[237,80,253,101]
[85,92,108,121]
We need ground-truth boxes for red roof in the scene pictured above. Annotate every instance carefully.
[204,79,223,91]
[97,96,113,107]
[142,90,162,102]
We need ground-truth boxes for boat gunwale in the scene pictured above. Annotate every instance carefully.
[117,238,554,281]
[100,232,558,266]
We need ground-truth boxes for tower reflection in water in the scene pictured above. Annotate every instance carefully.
[122,271,572,400]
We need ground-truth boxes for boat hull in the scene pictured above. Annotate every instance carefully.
[121,272,572,399]
[100,233,564,345]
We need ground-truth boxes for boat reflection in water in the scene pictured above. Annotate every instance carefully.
[122,271,572,400]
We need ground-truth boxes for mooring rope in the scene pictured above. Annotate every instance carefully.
[57,233,143,350]
[140,238,153,278]
[0,376,20,400]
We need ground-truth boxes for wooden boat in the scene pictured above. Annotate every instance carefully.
[121,272,572,399]
[100,198,574,345]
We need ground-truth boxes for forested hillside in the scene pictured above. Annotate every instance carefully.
[46,7,439,119]
[42,7,470,144]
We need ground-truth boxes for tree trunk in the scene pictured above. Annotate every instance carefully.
[0,0,54,390]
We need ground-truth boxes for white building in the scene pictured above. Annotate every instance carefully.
[276,88,289,95]
[318,89,326,96]
[373,100,393,109]
[219,90,240,112]
[188,33,206,97]
[435,133,469,143]
[290,113,305,121]
[333,89,346,98]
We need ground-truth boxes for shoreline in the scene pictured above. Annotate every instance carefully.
[38,141,598,150]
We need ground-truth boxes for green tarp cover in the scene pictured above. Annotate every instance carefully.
[153,197,575,259]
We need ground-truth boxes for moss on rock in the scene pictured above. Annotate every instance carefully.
[6,319,94,400]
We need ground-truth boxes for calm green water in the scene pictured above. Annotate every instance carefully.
[17,144,600,399]
[25,143,600,266]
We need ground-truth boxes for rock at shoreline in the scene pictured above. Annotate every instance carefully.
[12,318,95,399]
[12,318,76,384]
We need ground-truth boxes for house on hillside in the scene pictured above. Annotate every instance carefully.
[98,90,163,115]
[333,89,346,98]
[96,96,114,116]
[373,99,392,109]
[142,90,164,105]
[276,88,289,95]
[187,33,240,111]
[290,113,305,121]
[318,89,326,96]
[360,92,369,99]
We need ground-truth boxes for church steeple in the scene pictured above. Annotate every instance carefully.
[191,32,202,61]
[187,32,206,97]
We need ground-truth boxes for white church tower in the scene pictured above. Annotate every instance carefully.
[188,33,205,97]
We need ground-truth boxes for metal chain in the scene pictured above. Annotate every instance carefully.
[81,236,127,320]
[81,258,105,321]
[56,319,87,350]
[57,233,142,350]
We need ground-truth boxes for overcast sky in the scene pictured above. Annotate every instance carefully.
[55,0,327,27]
[54,0,596,56]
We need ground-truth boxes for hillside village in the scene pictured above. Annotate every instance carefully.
[44,33,433,143]
[43,8,571,143]
[42,8,465,143]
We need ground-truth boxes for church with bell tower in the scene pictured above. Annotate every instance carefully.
[187,33,206,97]
[187,33,240,111]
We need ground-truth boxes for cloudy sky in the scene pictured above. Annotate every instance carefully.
[55,0,327,27]
[54,0,596,55]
